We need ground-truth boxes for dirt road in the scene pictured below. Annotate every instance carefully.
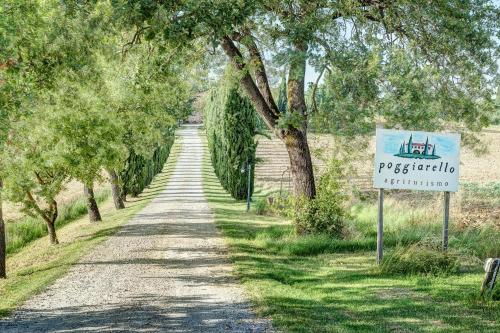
[0,125,272,332]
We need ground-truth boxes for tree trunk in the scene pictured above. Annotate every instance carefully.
[0,180,6,278]
[221,35,316,199]
[47,219,59,245]
[283,128,316,198]
[284,41,316,198]
[84,184,102,222]
[107,169,125,210]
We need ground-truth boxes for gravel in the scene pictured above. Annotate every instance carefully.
[0,125,273,333]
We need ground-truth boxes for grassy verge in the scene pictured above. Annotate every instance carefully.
[6,189,110,255]
[0,137,181,317]
[351,196,499,260]
[202,146,500,332]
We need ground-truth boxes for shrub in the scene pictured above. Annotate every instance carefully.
[204,69,257,200]
[293,159,349,237]
[380,241,460,275]
[120,132,174,197]
[253,197,268,215]
[492,285,500,301]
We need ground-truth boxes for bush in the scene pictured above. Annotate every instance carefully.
[380,241,460,275]
[120,132,174,197]
[253,197,268,215]
[492,285,500,301]
[293,159,349,237]
[204,68,257,200]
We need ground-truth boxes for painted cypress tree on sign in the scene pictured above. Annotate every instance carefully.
[423,137,429,156]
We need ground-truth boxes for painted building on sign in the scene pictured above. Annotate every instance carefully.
[404,142,433,154]
[395,134,439,160]
[373,129,460,192]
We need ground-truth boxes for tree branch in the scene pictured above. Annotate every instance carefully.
[239,28,280,117]
[310,66,327,115]
[220,36,279,133]
[25,191,51,225]
[122,26,150,57]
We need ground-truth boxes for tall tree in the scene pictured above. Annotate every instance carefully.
[112,0,499,199]
[84,184,102,223]
[107,169,125,209]
[0,0,47,269]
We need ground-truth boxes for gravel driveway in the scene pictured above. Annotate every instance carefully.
[0,125,273,333]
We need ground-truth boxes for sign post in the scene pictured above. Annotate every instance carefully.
[377,188,384,264]
[246,160,252,212]
[373,129,460,263]
[443,191,450,251]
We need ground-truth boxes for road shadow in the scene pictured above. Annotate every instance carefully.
[0,295,270,332]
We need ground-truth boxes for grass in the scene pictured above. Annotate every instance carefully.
[351,195,500,259]
[6,189,110,255]
[0,137,181,317]
[201,144,500,332]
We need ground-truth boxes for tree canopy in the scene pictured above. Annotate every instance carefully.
[0,0,194,248]
[111,0,499,198]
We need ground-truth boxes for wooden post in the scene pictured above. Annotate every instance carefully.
[443,191,450,251]
[377,188,384,264]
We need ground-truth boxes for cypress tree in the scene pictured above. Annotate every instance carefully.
[423,137,429,156]
[277,75,287,114]
[204,71,257,200]
[119,132,174,198]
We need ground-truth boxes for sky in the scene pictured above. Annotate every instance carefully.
[304,0,500,85]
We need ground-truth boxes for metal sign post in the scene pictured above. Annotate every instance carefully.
[373,128,461,264]
[377,188,384,264]
[246,161,252,212]
[443,191,450,251]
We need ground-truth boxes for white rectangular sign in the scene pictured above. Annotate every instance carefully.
[373,129,460,192]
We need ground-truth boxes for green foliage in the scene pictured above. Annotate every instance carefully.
[6,189,110,255]
[277,75,287,114]
[252,197,268,215]
[0,0,191,232]
[380,241,461,276]
[293,160,350,237]
[119,136,174,197]
[205,72,257,200]
[462,181,500,200]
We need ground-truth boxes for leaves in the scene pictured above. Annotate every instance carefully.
[205,68,258,200]
[0,1,192,226]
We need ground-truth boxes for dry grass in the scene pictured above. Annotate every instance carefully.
[255,128,500,190]
[3,178,108,222]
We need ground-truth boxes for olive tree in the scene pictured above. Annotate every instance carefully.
[100,36,193,204]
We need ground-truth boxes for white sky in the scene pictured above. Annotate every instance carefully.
[304,0,500,85]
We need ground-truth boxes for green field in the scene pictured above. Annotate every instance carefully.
[202,151,500,332]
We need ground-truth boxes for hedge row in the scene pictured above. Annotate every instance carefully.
[119,133,174,197]
[205,76,257,200]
